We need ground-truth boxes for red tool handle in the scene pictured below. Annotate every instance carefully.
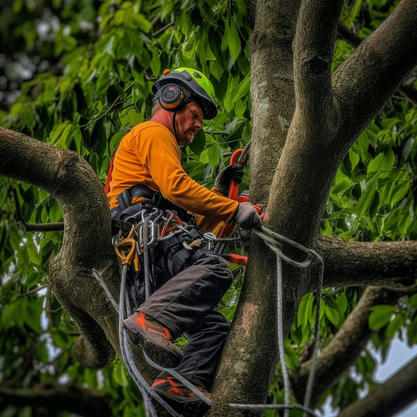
[221,253,248,265]
[228,149,243,201]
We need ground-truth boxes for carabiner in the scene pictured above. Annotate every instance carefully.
[115,238,137,265]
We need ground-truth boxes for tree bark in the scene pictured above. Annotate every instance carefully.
[333,0,417,150]
[316,235,417,290]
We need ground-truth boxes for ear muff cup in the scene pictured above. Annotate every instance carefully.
[158,83,184,111]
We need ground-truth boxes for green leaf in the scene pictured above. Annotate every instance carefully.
[49,201,63,223]
[391,182,410,206]
[96,69,112,95]
[332,177,351,195]
[349,149,360,170]
[325,304,341,327]
[409,293,417,308]
[337,292,348,314]
[232,74,250,103]
[51,122,69,145]
[381,117,401,130]
[113,362,128,387]
[189,130,206,155]
[284,339,300,369]
[110,131,125,154]
[207,145,220,169]
[25,300,43,333]
[150,49,161,78]
[210,60,224,82]
[26,237,42,265]
[51,329,69,349]
[306,292,316,326]
[368,305,396,330]
[228,21,241,62]
[385,314,404,340]
[367,153,384,174]
[297,293,310,330]
[221,20,230,52]
[355,187,376,219]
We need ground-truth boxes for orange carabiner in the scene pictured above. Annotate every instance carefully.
[115,238,137,266]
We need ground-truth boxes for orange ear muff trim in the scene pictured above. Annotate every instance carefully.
[160,83,184,111]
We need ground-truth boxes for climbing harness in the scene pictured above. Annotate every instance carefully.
[97,145,323,416]
[93,214,323,417]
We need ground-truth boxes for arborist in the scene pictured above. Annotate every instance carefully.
[107,68,261,413]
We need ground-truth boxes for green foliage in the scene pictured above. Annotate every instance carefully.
[1,0,416,416]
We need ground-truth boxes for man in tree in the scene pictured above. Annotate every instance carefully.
[106,68,261,412]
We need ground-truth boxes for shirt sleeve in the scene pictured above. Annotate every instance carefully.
[131,125,239,222]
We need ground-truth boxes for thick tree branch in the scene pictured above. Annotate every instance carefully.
[0,129,156,382]
[249,0,301,206]
[265,0,343,250]
[334,0,417,148]
[293,286,409,406]
[0,382,112,417]
[294,0,343,128]
[315,235,417,290]
[339,356,417,417]
[336,20,417,106]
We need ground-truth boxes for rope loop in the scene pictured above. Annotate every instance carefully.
[249,225,323,417]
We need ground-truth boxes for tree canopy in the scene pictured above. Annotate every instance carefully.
[1,0,417,416]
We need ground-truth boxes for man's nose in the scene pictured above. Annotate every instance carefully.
[195,120,202,130]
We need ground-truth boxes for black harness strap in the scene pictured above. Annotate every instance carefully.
[114,184,192,222]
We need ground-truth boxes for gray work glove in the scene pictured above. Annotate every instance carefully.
[214,163,244,196]
[234,202,262,230]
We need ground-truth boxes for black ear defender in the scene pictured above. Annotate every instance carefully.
[158,83,184,111]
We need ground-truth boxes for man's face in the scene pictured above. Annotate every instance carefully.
[175,102,204,146]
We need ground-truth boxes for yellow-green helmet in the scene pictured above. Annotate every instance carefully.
[152,68,217,119]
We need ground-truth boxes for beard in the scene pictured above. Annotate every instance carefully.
[176,128,195,146]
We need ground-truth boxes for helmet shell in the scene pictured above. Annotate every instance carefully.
[152,68,217,119]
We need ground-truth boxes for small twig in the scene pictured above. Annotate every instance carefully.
[19,284,49,298]
[154,22,174,36]
[9,186,64,232]
[150,15,160,27]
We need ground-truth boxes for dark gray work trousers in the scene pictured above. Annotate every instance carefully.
[138,239,233,391]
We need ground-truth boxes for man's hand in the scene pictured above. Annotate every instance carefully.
[214,163,244,196]
[233,203,262,230]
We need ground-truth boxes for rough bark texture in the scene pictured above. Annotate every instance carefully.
[316,235,417,290]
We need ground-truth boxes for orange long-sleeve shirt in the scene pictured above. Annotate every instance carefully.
[107,121,239,233]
